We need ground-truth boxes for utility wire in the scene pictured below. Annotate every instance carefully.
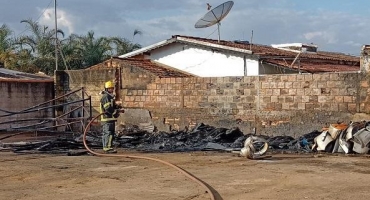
[15,0,53,37]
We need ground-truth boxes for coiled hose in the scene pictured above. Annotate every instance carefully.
[83,114,216,200]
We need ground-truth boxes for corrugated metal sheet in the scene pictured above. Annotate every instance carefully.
[0,68,53,82]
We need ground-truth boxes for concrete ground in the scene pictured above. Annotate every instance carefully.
[0,150,369,200]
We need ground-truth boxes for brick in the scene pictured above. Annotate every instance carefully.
[305,103,316,110]
[334,96,344,103]
[338,103,347,111]
[271,96,278,103]
[329,73,340,81]
[348,103,357,112]
[327,81,341,88]
[361,81,369,88]
[261,82,270,89]
[288,89,297,95]
[285,82,293,88]
[287,75,297,81]
[272,89,280,96]
[318,96,328,103]
[298,103,305,110]
[297,75,305,81]
[216,77,223,83]
[304,74,313,81]
[269,82,277,88]
[330,103,339,111]
[280,75,288,81]
[292,82,301,88]
[160,78,166,84]
[280,89,289,95]
[343,96,353,103]
[233,82,240,89]
[296,89,305,96]
[285,96,294,103]
[347,88,356,96]
[262,97,271,103]
[134,96,141,101]
[277,82,285,88]
[294,96,302,103]
[282,103,290,110]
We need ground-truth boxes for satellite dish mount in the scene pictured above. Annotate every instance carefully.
[195,1,234,42]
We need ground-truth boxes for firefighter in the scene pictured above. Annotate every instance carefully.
[100,81,124,153]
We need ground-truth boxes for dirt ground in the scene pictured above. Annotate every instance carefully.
[1,149,369,200]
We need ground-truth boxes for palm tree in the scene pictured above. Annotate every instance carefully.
[110,36,141,56]
[75,31,112,68]
[18,19,64,74]
[58,34,83,70]
[133,29,142,40]
[0,24,17,68]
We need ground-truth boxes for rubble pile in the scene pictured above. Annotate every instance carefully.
[1,122,369,155]
[115,123,320,153]
[312,121,370,154]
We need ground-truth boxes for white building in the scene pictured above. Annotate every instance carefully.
[119,35,360,77]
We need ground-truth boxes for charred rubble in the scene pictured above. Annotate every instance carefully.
[1,121,369,155]
[112,123,320,153]
[0,123,319,155]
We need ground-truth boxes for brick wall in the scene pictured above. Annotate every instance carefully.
[121,73,368,136]
[0,81,54,130]
[56,64,370,137]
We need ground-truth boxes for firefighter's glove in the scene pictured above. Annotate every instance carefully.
[113,110,120,118]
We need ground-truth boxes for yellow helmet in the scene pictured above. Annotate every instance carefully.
[104,81,114,89]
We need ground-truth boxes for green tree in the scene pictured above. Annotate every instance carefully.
[0,24,17,68]
[110,36,141,56]
[2,20,143,73]
[57,34,83,70]
[75,31,112,68]
[18,19,64,74]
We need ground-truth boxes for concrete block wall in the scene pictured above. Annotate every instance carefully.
[0,81,54,130]
[55,69,118,118]
[57,66,370,137]
[121,72,366,136]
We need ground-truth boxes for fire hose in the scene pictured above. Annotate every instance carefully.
[83,114,216,200]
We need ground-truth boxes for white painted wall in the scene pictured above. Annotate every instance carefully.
[149,43,259,77]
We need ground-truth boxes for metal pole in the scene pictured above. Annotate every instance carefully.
[217,23,220,43]
[54,0,58,71]
[82,87,85,133]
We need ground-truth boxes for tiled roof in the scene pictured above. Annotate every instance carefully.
[173,35,360,73]
[88,58,194,78]
[174,35,359,62]
[264,59,360,73]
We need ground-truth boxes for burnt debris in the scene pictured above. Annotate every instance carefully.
[1,123,324,155]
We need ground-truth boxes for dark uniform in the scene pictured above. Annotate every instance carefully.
[100,90,121,152]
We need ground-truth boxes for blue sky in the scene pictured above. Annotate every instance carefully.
[1,0,369,55]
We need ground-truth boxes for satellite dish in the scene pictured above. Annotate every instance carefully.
[195,1,234,42]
